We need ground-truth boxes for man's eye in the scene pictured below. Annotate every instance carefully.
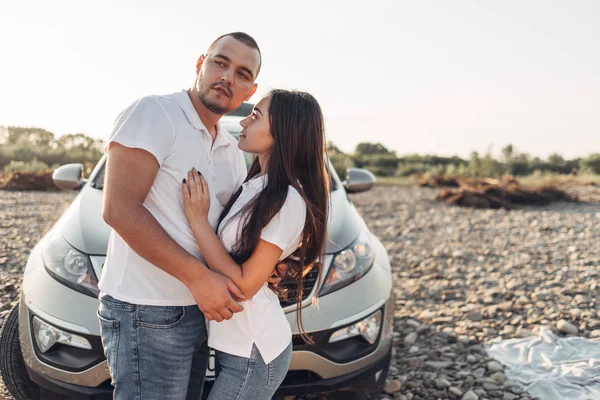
[238,72,249,80]
[215,61,225,67]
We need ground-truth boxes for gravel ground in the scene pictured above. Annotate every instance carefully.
[2,185,600,400]
[0,191,78,400]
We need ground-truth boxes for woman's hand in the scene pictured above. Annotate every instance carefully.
[182,168,210,225]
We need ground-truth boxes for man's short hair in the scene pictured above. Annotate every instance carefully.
[207,32,262,77]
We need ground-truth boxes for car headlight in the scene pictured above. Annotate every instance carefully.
[319,229,375,296]
[329,310,382,344]
[42,231,99,297]
[32,316,92,353]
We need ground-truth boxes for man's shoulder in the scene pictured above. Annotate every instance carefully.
[138,92,181,112]
[121,93,177,118]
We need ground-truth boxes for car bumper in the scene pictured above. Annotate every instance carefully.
[24,347,392,400]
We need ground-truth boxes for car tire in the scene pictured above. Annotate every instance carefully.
[0,303,40,400]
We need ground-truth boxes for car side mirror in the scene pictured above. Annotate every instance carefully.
[52,163,87,191]
[343,168,376,194]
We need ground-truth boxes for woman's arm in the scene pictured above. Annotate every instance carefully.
[183,169,283,298]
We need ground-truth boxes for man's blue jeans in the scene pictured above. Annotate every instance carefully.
[98,292,209,400]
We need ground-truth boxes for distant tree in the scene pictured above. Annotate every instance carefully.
[55,133,104,151]
[580,154,600,174]
[327,141,344,154]
[0,125,104,170]
[481,152,502,176]
[501,144,514,163]
[326,141,354,180]
[7,126,55,147]
[468,151,482,176]
[354,142,393,156]
[547,153,565,165]
[0,126,8,144]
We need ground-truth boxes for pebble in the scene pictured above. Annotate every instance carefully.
[557,319,579,335]
[424,361,453,369]
[383,379,403,394]
[462,390,479,400]
[487,361,504,373]
[404,332,418,346]
[472,367,486,378]
[435,377,452,389]
[490,371,506,383]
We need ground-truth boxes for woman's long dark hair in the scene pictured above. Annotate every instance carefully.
[218,89,329,343]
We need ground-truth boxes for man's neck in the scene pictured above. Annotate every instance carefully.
[186,89,222,140]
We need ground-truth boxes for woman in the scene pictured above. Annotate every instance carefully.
[182,89,329,399]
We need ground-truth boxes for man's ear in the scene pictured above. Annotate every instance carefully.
[245,83,258,101]
[196,55,205,75]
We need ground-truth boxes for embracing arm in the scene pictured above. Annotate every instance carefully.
[102,144,244,321]
[103,144,205,285]
[189,220,282,299]
[183,170,283,298]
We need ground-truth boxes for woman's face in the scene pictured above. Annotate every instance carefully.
[238,95,274,156]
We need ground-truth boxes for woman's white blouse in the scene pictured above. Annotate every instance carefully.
[207,174,306,364]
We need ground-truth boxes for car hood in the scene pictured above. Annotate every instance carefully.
[57,185,364,256]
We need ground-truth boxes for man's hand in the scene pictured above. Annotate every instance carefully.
[188,270,245,322]
[267,262,288,287]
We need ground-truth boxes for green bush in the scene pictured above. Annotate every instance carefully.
[395,164,427,177]
[0,126,104,171]
[328,152,354,180]
[3,159,52,173]
[580,154,600,174]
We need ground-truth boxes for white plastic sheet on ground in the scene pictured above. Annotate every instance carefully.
[486,328,600,400]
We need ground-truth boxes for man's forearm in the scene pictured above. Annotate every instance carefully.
[106,205,207,287]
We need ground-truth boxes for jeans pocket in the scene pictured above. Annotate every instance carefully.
[136,305,186,329]
[97,311,119,383]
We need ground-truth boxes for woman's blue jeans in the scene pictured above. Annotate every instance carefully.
[207,342,292,400]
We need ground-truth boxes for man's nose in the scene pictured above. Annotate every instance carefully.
[221,68,234,84]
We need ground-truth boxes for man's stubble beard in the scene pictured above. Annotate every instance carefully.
[199,89,229,115]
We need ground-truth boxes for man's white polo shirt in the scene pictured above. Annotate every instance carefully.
[98,90,247,306]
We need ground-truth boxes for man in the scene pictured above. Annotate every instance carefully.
[98,32,262,399]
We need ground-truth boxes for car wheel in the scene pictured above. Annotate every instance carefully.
[0,303,41,400]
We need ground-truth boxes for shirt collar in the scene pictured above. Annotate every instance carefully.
[174,89,231,148]
[246,174,268,190]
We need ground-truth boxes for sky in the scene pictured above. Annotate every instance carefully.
[1,0,598,159]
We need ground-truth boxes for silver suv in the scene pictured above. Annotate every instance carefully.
[0,107,394,400]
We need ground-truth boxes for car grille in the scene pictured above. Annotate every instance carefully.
[279,267,319,308]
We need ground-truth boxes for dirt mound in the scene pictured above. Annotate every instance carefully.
[0,172,59,191]
[419,175,460,188]
[437,178,577,209]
